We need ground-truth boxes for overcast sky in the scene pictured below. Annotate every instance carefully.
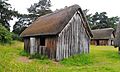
[8,0,120,31]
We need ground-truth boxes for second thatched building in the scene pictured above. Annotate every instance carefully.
[91,28,115,46]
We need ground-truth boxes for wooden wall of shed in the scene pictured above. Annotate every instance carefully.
[99,40,108,45]
[24,36,57,59]
[35,37,40,53]
[56,11,90,61]
[91,39,111,46]
[24,37,30,53]
[26,37,40,54]
[45,37,57,59]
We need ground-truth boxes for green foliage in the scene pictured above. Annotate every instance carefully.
[0,24,12,44]
[85,10,119,30]
[0,0,18,30]
[12,14,33,35]
[27,0,52,15]
[19,48,49,60]
[60,54,93,66]
[19,50,29,57]
[12,33,22,41]
[29,53,48,60]
[13,0,52,35]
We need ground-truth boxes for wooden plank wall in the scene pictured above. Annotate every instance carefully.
[30,37,36,54]
[56,11,90,61]
[24,36,57,59]
[45,37,57,59]
[24,37,30,53]
[91,39,112,46]
[35,37,40,53]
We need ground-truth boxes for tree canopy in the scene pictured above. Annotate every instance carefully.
[13,0,52,35]
[0,23,12,44]
[84,10,119,30]
[0,0,18,31]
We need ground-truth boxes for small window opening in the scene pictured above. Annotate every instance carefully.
[40,36,45,46]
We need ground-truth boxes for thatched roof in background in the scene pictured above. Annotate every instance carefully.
[114,22,120,47]
[20,4,92,37]
[91,28,114,39]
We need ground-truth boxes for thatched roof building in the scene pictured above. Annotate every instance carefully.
[21,5,92,37]
[21,4,93,61]
[92,28,114,39]
[91,28,114,45]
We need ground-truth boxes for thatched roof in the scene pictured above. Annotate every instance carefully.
[114,22,120,47]
[91,28,114,39]
[20,4,92,37]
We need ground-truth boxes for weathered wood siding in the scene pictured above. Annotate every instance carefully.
[45,37,57,59]
[30,37,36,54]
[24,37,30,53]
[26,36,57,59]
[91,39,113,46]
[56,11,90,61]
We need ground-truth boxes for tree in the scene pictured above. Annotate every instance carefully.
[0,0,18,31]
[83,9,93,27]
[108,16,119,29]
[13,14,33,35]
[90,12,109,29]
[13,0,52,35]
[0,23,12,44]
[27,0,52,22]
[85,11,119,30]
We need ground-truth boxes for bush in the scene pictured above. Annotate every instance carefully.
[0,24,12,44]
[20,50,48,60]
[12,33,23,41]
[19,50,29,57]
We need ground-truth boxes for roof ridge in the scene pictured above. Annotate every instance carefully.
[36,4,80,20]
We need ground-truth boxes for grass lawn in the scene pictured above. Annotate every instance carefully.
[0,41,120,72]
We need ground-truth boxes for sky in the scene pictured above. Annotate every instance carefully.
[8,0,120,31]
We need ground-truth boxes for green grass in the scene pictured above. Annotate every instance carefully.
[60,54,93,66]
[0,41,120,72]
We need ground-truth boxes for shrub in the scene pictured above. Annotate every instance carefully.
[0,24,12,44]
[19,50,29,57]
[20,50,48,60]
[12,33,23,41]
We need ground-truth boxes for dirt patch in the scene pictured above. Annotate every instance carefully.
[17,56,32,63]
[52,61,59,65]
[51,60,62,66]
